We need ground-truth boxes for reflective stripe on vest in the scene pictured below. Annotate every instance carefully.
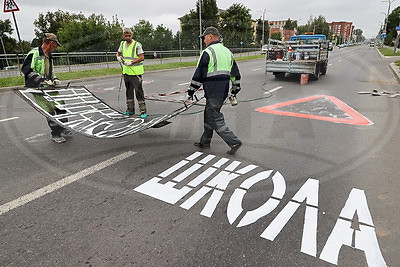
[201,43,233,77]
[121,40,144,75]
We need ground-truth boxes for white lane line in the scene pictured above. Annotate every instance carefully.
[179,82,190,86]
[264,86,283,94]
[25,133,47,143]
[0,117,19,123]
[0,151,136,216]
[103,87,116,91]
[328,64,333,66]
[251,68,262,71]
[338,59,342,62]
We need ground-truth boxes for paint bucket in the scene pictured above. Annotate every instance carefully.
[300,74,309,85]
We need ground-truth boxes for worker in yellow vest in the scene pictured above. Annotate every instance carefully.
[116,28,147,119]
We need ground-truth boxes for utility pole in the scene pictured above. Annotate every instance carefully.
[382,0,397,35]
[262,9,266,47]
[199,0,203,53]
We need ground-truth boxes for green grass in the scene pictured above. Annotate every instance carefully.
[0,55,264,88]
[379,48,400,56]
[395,61,400,67]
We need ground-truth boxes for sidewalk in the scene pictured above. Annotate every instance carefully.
[377,47,400,83]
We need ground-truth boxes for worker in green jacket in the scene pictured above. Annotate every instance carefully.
[116,28,148,119]
[21,33,70,144]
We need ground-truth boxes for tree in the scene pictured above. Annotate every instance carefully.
[33,10,85,42]
[219,3,253,47]
[255,18,269,45]
[179,0,218,50]
[180,10,200,49]
[296,15,329,37]
[132,20,154,50]
[385,6,400,45]
[354,29,364,43]
[57,13,122,52]
[271,32,282,40]
[152,25,174,51]
[284,18,297,30]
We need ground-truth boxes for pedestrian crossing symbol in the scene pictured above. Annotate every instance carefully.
[3,0,19,13]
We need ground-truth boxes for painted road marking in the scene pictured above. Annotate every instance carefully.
[265,86,283,94]
[251,68,263,71]
[179,82,190,86]
[0,117,18,123]
[0,151,136,216]
[134,152,387,266]
[25,133,47,143]
[329,63,333,66]
[103,87,116,91]
[256,95,373,126]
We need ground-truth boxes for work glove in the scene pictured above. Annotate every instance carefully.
[44,79,54,86]
[53,79,61,85]
[231,85,241,95]
[187,88,195,99]
[116,56,124,64]
[123,61,133,66]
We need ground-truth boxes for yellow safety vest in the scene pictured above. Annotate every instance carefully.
[120,40,144,75]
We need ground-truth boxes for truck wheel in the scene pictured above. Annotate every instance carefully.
[313,66,320,80]
[321,64,327,75]
[274,72,285,79]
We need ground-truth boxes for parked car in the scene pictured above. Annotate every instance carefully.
[370,42,375,47]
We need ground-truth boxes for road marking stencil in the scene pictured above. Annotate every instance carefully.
[134,152,387,266]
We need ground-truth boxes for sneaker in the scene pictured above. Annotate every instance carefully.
[194,142,210,148]
[62,129,73,136]
[52,135,66,144]
[140,113,148,119]
[123,111,135,116]
[227,142,242,155]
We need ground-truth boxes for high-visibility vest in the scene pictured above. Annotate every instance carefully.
[27,47,57,80]
[199,43,233,77]
[120,40,144,75]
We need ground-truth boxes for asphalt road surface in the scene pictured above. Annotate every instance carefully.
[0,45,399,266]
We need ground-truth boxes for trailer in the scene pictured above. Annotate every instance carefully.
[265,35,329,83]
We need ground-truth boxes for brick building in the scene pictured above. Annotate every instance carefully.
[328,21,354,43]
[268,20,296,41]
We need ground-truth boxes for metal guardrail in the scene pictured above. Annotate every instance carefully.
[0,48,261,78]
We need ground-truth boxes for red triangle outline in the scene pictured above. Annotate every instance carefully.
[3,0,19,12]
[255,95,373,125]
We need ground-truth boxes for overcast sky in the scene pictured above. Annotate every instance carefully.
[0,0,395,42]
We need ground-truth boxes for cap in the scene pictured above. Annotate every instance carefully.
[199,26,220,38]
[44,33,62,46]
[123,27,133,34]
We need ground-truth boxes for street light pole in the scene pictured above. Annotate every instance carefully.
[262,9,266,47]
[199,0,203,53]
[382,0,397,33]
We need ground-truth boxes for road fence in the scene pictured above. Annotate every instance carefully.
[0,48,261,78]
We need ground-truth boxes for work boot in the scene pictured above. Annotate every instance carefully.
[227,142,242,155]
[52,135,66,144]
[123,110,135,116]
[62,129,73,136]
[194,142,210,149]
[126,99,135,115]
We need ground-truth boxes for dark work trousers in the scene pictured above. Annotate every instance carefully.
[200,98,241,148]
[123,74,146,113]
[47,109,67,137]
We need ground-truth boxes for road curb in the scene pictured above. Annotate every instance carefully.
[389,62,400,83]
